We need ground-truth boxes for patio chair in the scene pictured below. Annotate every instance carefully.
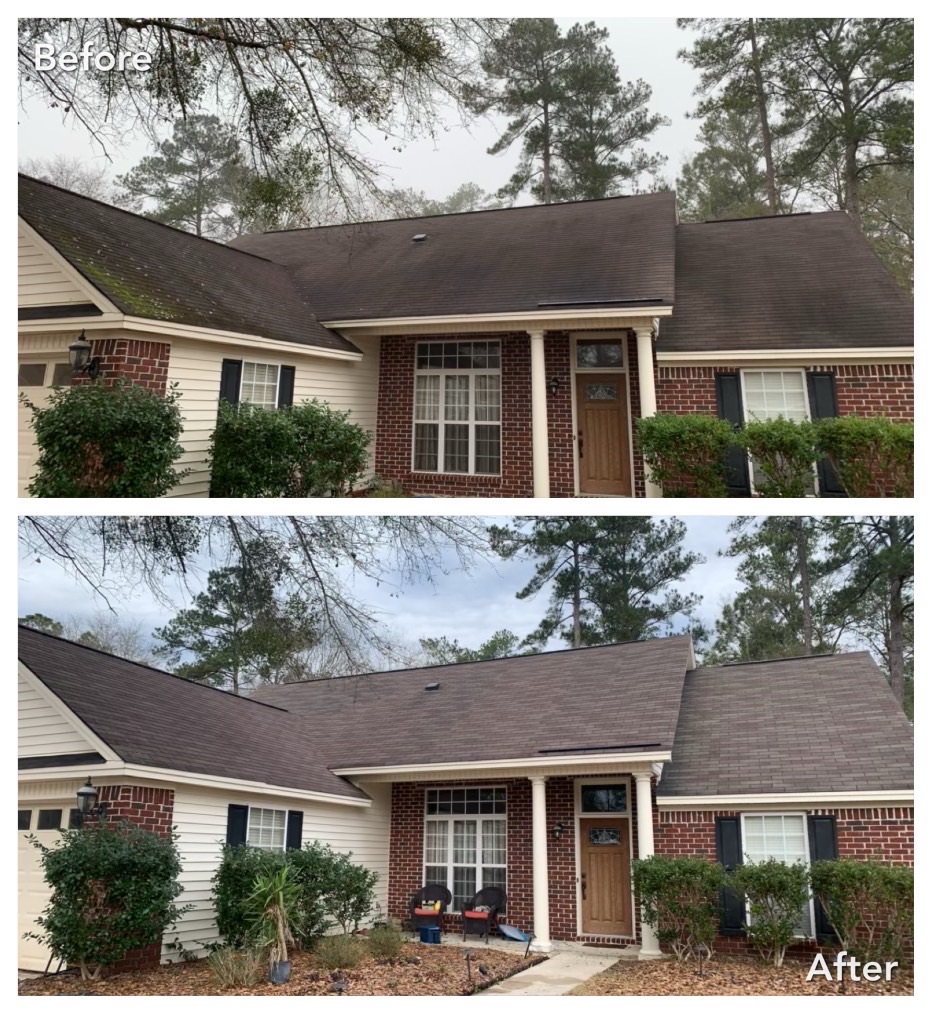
[462,886,507,943]
[409,883,452,937]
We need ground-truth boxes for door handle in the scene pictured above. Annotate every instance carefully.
[578,431,584,459]
[580,872,587,900]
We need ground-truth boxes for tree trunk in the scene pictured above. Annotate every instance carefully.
[795,519,813,655]
[572,542,581,647]
[844,139,861,228]
[542,103,553,205]
[887,575,905,707]
[748,19,778,214]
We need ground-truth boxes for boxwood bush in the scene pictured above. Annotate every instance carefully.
[739,418,820,497]
[636,414,733,497]
[730,859,811,967]
[24,380,188,497]
[209,400,370,497]
[814,416,913,497]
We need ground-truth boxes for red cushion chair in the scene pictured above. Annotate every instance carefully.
[409,884,452,936]
[462,887,507,942]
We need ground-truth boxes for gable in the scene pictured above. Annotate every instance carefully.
[18,221,108,311]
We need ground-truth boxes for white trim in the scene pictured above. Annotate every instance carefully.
[332,751,672,780]
[18,217,121,314]
[323,307,673,330]
[18,662,122,762]
[657,790,914,808]
[657,347,913,363]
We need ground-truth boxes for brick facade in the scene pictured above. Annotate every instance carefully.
[97,785,175,973]
[75,338,170,394]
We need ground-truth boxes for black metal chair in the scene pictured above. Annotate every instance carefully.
[409,883,452,937]
[462,886,507,942]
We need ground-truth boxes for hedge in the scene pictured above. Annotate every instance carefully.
[815,417,913,497]
[636,414,733,497]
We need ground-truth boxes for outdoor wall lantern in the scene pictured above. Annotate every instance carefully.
[552,821,566,839]
[75,776,108,826]
[547,376,561,396]
[68,330,101,380]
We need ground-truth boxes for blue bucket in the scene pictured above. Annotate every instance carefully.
[419,926,441,944]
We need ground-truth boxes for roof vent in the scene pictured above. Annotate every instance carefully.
[412,233,428,242]
[424,681,440,691]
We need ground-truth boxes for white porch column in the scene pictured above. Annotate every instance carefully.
[528,330,551,498]
[529,775,552,952]
[634,771,662,958]
[633,323,662,499]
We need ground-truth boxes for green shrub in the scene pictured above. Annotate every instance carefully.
[636,414,733,497]
[246,865,298,969]
[213,845,286,948]
[731,859,811,967]
[809,859,914,964]
[209,399,370,497]
[25,821,189,980]
[632,855,724,961]
[314,933,366,969]
[286,842,341,947]
[24,380,188,497]
[325,852,379,934]
[814,416,913,497]
[367,925,405,960]
[208,945,265,987]
[739,418,820,497]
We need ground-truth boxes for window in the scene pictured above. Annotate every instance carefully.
[37,809,63,830]
[580,784,628,814]
[18,810,31,831]
[413,342,501,475]
[246,807,286,850]
[740,370,815,494]
[576,339,625,370]
[240,362,280,409]
[741,814,814,937]
[51,363,73,387]
[424,788,506,911]
[18,363,47,387]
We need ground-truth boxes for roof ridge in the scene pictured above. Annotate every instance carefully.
[250,190,673,237]
[691,649,870,673]
[19,625,291,713]
[18,172,280,267]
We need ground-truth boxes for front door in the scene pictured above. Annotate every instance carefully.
[576,374,632,495]
[579,817,632,936]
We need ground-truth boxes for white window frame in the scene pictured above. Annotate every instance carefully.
[739,368,818,496]
[246,805,287,851]
[739,811,816,939]
[422,788,507,913]
[412,342,501,476]
[572,335,628,373]
[240,361,281,409]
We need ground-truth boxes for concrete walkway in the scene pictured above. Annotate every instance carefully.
[480,951,620,996]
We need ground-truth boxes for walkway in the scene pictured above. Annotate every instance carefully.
[480,950,623,996]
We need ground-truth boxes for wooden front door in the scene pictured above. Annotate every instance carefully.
[576,374,632,495]
[579,817,633,936]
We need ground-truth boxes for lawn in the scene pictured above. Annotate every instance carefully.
[570,955,913,997]
[19,941,544,997]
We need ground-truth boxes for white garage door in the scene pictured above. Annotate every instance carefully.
[18,360,72,497]
[18,803,78,972]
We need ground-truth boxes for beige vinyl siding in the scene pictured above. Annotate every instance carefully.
[165,336,380,497]
[18,226,95,307]
[165,783,391,960]
[18,667,96,758]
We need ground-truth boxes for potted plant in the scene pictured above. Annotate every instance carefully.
[246,865,298,984]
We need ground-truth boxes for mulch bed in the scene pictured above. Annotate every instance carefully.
[570,954,913,996]
[19,942,545,997]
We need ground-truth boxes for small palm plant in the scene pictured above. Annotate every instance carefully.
[246,865,299,983]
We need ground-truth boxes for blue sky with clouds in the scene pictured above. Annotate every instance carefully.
[18,516,739,661]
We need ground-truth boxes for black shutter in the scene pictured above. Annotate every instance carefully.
[808,815,839,941]
[226,804,249,846]
[278,366,296,408]
[716,816,745,934]
[219,359,242,405]
[715,373,751,497]
[807,372,846,497]
[286,810,303,851]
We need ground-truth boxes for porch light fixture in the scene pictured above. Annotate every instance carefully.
[68,330,101,380]
[547,377,561,396]
[552,821,566,839]
[74,776,108,827]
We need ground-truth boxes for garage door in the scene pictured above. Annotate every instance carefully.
[18,803,79,972]
[18,360,72,497]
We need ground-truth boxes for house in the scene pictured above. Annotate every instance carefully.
[18,625,914,972]
[18,174,913,498]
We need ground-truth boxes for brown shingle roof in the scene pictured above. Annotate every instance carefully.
[660,212,913,353]
[251,636,694,768]
[17,174,357,354]
[229,192,677,320]
[18,626,366,800]
[659,653,914,797]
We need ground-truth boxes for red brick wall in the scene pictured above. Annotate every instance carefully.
[654,806,914,957]
[74,338,170,393]
[96,785,175,974]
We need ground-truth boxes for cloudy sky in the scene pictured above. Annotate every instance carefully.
[18,516,740,663]
[17,18,702,201]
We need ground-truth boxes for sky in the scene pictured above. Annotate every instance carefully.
[16,18,703,202]
[17,516,740,663]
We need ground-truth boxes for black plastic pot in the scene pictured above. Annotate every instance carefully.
[269,960,292,985]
